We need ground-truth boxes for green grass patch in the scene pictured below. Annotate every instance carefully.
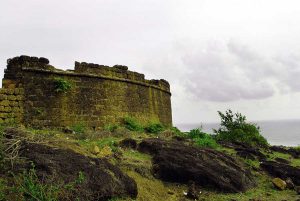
[123,116,143,132]
[144,122,164,134]
[188,128,219,149]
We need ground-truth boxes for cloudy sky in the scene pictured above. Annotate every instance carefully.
[1,0,300,125]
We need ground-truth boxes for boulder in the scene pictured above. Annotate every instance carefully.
[138,138,256,192]
[260,161,300,185]
[295,186,300,195]
[275,157,291,164]
[119,138,138,149]
[20,142,137,201]
[272,178,287,190]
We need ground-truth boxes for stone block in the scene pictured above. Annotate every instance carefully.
[16,95,24,101]
[7,95,17,101]
[0,100,10,107]
[0,94,7,101]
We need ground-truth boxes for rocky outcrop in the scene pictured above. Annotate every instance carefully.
[270,146,300,158]
[260,161,300,185]
[138,138,256,193]
[20,142,137,201]
[119,138,138,149]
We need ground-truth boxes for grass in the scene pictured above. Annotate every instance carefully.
[187,128,219,149]
[1,125,299,201]
[266,151,300,167]
[17,167,60,201]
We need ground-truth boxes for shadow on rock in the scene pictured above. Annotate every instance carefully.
[138,138,256,193]
[20,142,137,201]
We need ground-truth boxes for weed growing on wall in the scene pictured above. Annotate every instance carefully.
[53,78,72,93]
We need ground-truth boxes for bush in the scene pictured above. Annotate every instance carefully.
[188,128,218,149]
[54,78,72,93]
[214,110,268,147]
[144,122,164,134]
[123,116,143,132]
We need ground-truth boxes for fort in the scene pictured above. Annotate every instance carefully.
[0,55,172,128]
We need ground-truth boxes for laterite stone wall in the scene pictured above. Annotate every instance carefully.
[1,56,172,128]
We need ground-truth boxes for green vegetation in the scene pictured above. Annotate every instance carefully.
[71,123,86,136]
[104,124,119,132]
[214,110,268,147]
[144,122,164,134]
[123,116,143,132]
[188,128,218,149]
[53,78,72,93]
[17,167,60,201]
[0,130,4,170]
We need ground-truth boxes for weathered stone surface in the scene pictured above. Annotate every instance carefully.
[138,138,256,192]
[272,178,287,190]
[20,142,137,200]
[260,161,300,185]
[1,55,172,128]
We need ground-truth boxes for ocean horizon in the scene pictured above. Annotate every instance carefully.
[176,119,300,147]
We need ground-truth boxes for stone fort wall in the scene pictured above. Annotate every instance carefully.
[1,55,172,128]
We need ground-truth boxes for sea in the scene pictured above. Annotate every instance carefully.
[176,119,300,147]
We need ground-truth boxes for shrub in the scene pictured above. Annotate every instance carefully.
[188,128,218,149]
[214,110,268,147]
[123,116,143,132]
[54,78,72,93]
[104,124,119,132]
[144,122,164,134]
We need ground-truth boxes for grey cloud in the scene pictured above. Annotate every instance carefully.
[181,40,298,102]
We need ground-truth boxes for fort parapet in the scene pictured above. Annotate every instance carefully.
[1,55,172,128]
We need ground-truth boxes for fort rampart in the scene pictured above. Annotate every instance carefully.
[1,56,172,128]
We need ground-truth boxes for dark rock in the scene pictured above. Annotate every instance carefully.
[235,147,266,161]
[138,138,256,192]
[260,161,300,185]
[270,146,300,159]
[20,142,137,201]
[119,138,138,149]
[38,57,50,64]
[62,127,75,134]
[187,182,199,200]
[295,186,300,195]
[285,178,295,189]
[3,127,28,139]
[236,150,256,160]
[275,157,291,164]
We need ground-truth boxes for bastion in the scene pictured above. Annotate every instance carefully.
[0,55,172,128]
